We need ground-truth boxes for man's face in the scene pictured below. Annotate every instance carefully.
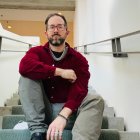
[45,16,69,47]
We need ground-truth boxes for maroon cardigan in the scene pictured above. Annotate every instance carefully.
[19,42,90,112]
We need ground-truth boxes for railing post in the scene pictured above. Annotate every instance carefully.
[112,39,116,57]
[112,38,128,57]
[74,47,77,51]
[0,37,2,53]
[84,45,88,54]
[29,44,32,49]
[116,38,122,52]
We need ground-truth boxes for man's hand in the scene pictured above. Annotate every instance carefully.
[61,69,77,83]
[55,68,77,83]
[46,115,67,140]
[46,107,72,140]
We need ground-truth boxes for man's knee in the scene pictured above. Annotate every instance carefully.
[19,76,41,91]
[91,94,104,111]
[80,92,104,112]
[92,94,104,114]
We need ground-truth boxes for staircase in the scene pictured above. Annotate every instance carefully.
[0,94,139,140]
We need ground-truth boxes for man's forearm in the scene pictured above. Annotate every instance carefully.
[54,68,77,82]
[59,107,72,119]
[54,68,63,76]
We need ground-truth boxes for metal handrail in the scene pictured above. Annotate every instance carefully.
[75,30,140,48]
[0,23,37,53]
[1,49,27,53]
[0,34,34,46]
[78,51,140,54]
[75,29,140,57]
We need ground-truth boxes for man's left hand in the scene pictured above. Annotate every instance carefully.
[46,116,67,140]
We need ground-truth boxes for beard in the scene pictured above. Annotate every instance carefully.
[48,34,65,47]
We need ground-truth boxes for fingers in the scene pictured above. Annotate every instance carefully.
[51,129,55,140]
[47,127,51,140]
[58,131,63,140]
[70,70,76,80]
[47,128,63,140]
[68,79,76,83]
[54,129,59,140]
[61,69,77,81]
[72,73,77,81]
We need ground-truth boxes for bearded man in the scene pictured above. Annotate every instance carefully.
[19,13,104,140]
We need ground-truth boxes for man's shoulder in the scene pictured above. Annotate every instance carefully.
[69,47,87,62]
[30,45,44,50]
[29,42,49,52]
[28,45,47,53]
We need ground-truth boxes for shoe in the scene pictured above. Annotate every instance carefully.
[31,132,46,140]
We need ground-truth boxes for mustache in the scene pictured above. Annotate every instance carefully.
[52,34,61,37]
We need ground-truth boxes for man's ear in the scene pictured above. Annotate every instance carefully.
[45,31,48,35]
[66,30,70,35]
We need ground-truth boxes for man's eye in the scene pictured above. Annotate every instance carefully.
[58,26,62,28]
[50,26,54,29]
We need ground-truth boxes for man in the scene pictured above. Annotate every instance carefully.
[19,13,104,140]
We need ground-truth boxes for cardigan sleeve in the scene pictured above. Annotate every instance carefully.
[64,53,90,112]
[19,47,56,80]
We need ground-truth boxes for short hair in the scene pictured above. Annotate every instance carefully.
[45,13,67,30]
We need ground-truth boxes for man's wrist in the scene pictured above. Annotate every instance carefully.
[55,68,63,77]
[59,107,72,118]
[57,113,68,122]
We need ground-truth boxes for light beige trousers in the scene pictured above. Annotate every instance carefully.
[19,76,104,140]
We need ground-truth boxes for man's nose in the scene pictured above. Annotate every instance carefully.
[54,27,59,32]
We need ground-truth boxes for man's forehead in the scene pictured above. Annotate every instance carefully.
[48,16,65,25]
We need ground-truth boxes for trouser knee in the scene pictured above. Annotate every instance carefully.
[79,93,104,113]
[18,76,42,92]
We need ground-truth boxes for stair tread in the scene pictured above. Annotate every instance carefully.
[119,131,140,140]
[0,129,120,140]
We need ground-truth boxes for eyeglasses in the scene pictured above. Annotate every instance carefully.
[47,24,66,32]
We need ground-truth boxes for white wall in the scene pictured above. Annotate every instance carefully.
[75,0,140,46]
[0,25,40,106]
[75,0,140,132]
[0,51,25,106]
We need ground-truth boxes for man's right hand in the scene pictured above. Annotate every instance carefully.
[55,68,77,83]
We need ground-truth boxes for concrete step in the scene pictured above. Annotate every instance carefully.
[119,131,140,140]
[107,117,124,131]
[4,93,20,106]
[0,116,3,129]
[0,104,115,116]
[12,93,19,99]
[7,94,116,116]
[1,115,124,131]
[0,105,124,130]
[103,106,115,117]
[0,129,139,140]
[4,99,20,106]
[102,129,140,140]
[0,106,12,116]
[0,105,23,116]
[0,129,120,140]
[4,93,116,117]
